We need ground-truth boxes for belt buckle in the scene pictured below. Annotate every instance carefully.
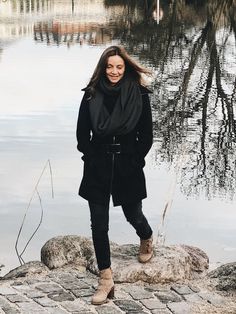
[107,143,121,154]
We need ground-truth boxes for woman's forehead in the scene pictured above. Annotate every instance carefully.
[107,55,125,65]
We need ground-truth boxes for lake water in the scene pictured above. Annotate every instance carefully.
[0,0,236,275]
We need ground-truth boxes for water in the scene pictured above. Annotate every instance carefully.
[0,0,236,275]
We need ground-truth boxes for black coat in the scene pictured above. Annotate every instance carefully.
[76,85,153,206]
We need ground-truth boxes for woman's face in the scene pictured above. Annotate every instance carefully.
[105,55,125,85]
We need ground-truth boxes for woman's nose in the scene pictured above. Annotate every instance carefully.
[111,67,118,74]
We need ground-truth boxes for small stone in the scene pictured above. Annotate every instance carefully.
[154,291,182,303]
[167,301,192,314]
[11,281,24,286]
[35,283,63,293]
[152,309,172,314]
[113,299,143,312]
[61,299,89,312]
[48,291,75,302]
[24,290,45,298]
[1,307,20,314]
[17,301,47,313]
[0,287,17,295]
[61,280,90,290]
[188,284,200,293]
[72,288,94,298]
[140,298,166,310]
[34,297,57,307]
[123,286,153,300]
[171,285,193,295]
[26,279,42,285]
[45,308,68,314]
[128,312,149,314]
[0,295,11,307]
[95,305,123,314]
[198,292,226,306]
[183,293,203,303]
[6,294,29,303]
[13,285,31,292]
[113,289,131,300]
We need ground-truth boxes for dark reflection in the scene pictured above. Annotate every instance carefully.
[34,22,114,47]
[103,0,236,199]
[8,0,235,199]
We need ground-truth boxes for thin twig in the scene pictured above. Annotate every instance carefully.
[156,144,187,246]
[15,159,54,265]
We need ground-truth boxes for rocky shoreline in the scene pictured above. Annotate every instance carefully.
[0,236,235,314]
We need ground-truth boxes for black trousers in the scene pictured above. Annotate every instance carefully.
[88,200,153,271]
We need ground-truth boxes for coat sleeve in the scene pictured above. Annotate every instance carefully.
[76,94,94,156]
[136,93,153,159]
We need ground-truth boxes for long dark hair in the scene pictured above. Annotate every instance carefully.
[83,45,152,97]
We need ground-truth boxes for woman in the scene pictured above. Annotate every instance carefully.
[76,46,153,305]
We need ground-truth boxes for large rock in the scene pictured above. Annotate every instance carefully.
[41,235,95,270]
[2,261,49,280]
[208,262,236,292]
[41,235,209,284]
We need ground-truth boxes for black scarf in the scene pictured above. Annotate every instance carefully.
[89,76,142,136]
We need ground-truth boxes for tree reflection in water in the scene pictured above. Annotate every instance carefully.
[104,0,236,200]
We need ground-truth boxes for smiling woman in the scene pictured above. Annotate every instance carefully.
[76,45,153,305]
[106,55,125,85]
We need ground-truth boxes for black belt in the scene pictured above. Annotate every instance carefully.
[93,142,136,154]
[106,143,121,154]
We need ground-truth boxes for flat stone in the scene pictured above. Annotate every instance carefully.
[95,305,123,314]
[61,299,89,312]
[5,294,29,303]
[34,297,57,307]
[123,286,153,300]
[198,292,226,306]
[60,280,90,290]
[45,308,68,314]
[151,309,172,314]
[3,262,48,280]
[24,290,45,298]
[171,285,193,295]
[183,293,203,303]
[71,288,95,298]
[0,287,17,295]
[48,291,75,302]
[128,312,149,314]
[16,301,48,313]
[140,298,166,310]
[35,283,63,293]
[26,279,43,285]
[188,285,200,293]
[0,295,13,307]
[113,299,143,312]
[113,289,131,300]
[12,285,31,292]
[154,291,182,303]
[10,282,24,286]
[167,301,192,314]
[1,307,20,314]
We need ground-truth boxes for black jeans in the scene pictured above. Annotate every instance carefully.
[88,201,153,271]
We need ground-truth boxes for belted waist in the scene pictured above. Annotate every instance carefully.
[93,142,136,154]
[105,143,121,154]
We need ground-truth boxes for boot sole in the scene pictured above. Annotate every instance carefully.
[91,286,115,305]
[138,252,154,263]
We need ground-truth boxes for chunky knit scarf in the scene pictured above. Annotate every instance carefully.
[89,75,142,136]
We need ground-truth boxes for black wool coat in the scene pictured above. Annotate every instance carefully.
[76,85,153,206]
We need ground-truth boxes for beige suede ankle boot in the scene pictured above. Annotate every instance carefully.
[138,235,153,263]
[91,268,114,305]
